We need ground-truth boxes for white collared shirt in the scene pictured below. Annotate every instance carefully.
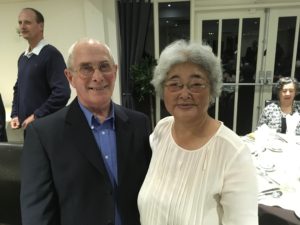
[24,39,48,58]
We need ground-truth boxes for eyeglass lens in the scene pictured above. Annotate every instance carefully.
[165,79,207,93]
[79,62,113,77]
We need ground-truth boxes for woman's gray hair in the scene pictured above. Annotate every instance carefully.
[151,40,223,103]
[275,76,299,97]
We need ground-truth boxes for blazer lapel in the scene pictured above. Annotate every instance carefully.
[64,99,108,177]
[114,104,132,184]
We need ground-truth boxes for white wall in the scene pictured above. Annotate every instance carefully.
[193,0,300,8]
[0,0,120,121]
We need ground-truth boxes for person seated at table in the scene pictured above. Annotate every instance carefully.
[258,77,300,135]
[138,40,258,225]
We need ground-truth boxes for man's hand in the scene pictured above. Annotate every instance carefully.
[10,117,20,129]
[21,114,35,129]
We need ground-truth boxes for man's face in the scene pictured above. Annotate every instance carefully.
[18,9,43,41]
[65,41,117,113]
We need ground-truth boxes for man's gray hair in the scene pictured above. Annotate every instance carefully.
[66,37,115,69]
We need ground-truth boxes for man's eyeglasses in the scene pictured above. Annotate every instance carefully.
[73,62,114,78]
[164,80,208,93]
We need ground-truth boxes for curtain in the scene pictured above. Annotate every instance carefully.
[117,0,152,108]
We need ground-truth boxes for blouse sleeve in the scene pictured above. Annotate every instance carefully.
[257,103,280,129]
[257,106,269,128]
[221,144,258,225]
[294,104,300,135]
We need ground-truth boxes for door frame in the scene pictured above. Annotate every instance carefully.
[193,9,266,133]
[192,6,300,134]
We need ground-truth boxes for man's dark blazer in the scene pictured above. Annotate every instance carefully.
[21,98,152,225]
[0,94,7,142]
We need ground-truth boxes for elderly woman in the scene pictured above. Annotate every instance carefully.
[258,77,300,134]
[138,40,258,225]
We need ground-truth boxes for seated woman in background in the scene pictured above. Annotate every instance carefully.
[258,77,300,134]
[138,40,258,225]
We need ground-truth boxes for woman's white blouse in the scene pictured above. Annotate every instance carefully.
[138,116,258,225]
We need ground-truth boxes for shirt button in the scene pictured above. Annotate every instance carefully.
[91,125,94,129]
[102,131,105,135]
[105,155,109,159]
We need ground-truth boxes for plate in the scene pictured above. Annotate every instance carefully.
[267,147,283,153]
[259,162,276,172]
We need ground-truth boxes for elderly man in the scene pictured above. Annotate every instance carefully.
[20,38,152,225]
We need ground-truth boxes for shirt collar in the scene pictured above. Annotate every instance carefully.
[78,100,115,129]
[24,39,48,58]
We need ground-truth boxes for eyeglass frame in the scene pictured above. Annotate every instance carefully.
[164,78,209,93]
[70,61,115,78]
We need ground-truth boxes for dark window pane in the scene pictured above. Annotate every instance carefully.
[202,20,219,55]
[159,1,190,118]
[240,18,259,82]
[219,19,239,129]
[295,25,300,82]
[159,1,190,52]
[237,18,260,135]
[274,16,296,82]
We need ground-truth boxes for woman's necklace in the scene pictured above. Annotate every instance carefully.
[280,105,292,116]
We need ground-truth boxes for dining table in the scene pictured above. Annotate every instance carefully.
[242,127,300,225]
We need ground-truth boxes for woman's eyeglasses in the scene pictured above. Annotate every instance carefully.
[164,80,208,93]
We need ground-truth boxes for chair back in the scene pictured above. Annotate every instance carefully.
[265,100,279,106]
[265,100,300,106]
[0,142,22,225]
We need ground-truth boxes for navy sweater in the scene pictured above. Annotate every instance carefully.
[11,45,71,124]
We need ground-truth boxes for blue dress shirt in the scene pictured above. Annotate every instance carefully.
[79,101,121,225]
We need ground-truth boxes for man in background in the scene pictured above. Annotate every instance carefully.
[10,8,70,130]
[20,38,152,225]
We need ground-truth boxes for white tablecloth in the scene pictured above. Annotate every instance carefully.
[242,132,300,218]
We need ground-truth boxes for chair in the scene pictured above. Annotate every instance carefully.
[264,100,279,106]
[0,142,23,225]
[265,100,300,106]
[259,204,296,225]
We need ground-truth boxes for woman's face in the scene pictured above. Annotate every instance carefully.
[279,82,296,106]
[163,62,211,122]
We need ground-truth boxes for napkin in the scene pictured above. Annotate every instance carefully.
[255,124,276,152]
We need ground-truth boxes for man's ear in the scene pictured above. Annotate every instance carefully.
[64,69,75,87]
[114,64,118,73]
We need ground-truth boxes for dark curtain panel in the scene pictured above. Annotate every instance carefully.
[117,0,152,108]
